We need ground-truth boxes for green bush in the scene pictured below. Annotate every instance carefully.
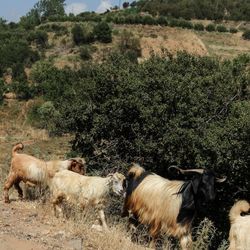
[27,30,48,47]
[93,22,112,43]
[72,24,94,45]
[142,15,156,25]
[194,23,204,31]
[242,30,250,40]
[118,30,141,62]
[206,23,216,32]
[229,27,238,33]
[179,19,193,29]
[11,81,34,100]
[0,37,39,80]
[217,25,228,32]
[79,46,92,61]
[156,16,168,26]
[37,101,60,131]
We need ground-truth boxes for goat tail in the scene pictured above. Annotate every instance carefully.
[12,142,24,156]
[229,200,250,223]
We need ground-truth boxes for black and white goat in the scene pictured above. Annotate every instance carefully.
[122,164,226,250]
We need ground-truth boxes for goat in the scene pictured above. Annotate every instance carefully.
[228,200,250,250]
[122,164,226,250]
[3,142,86,203]
[49,170,125,230]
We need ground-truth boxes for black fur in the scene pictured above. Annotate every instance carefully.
[122,171,152,218]
[177,170,217,225]
[125,171,153,197]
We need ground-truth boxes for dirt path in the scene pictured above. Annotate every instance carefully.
[0,200,84,250]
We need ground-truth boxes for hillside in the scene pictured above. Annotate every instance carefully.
[1,4,250,249]
[32,21,250,70]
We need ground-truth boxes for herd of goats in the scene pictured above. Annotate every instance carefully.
[2,142,250,250]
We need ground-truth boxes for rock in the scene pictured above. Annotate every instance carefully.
[67,238,84,250]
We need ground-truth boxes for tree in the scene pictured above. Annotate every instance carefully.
[123,2,130,8]
[33,0,65,20]
[20,9,41,30]
[93,22,112,43]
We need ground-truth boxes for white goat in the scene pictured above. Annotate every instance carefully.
[49,170,125,230]
[229,200,250,250]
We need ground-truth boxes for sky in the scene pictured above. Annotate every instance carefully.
[0,0,134,22]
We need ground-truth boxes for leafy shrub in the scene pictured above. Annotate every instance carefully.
[79,46,92,60]
[38,23,68,35]
[142,15,156,25]
[37,101,60,131]
[93,22,112,43]
[229,27,238,33]
[242,30,250,40]
[11,81,34,100]
[169,19,179,27]
[194,23,204,31]
[156,16,168,26]
[0,37,39,79]
[179,19,193,29]
[27,30,48,47]
[118,30,141,61]
[206,24,216,32]
[72,23,94,45]
[217,25,228,32]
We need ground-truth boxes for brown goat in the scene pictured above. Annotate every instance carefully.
[3,142,86,203]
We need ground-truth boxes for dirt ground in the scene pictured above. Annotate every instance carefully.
[0,200,85,250]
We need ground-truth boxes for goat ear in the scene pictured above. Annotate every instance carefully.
[69,160,77,170]
[191,177,201,195]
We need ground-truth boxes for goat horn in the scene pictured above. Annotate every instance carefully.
[216,176,227,183]
[169,166,205,174]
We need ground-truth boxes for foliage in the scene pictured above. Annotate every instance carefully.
[206,24,216,32]
[194,23,204,31]
[192,218,216,250]
[117,30,141,62]
[93,22,112,43]
[0,37,39,80]
[217,25,228,33]
[37,101,61,131]
[27,30,48,48]
[79,46,92,61]
[229,27,238,33]
[34,0,65,19]
[135,0,250,21]
[19,9,41,30]
[242,30,250,40]
[71,23,94,45]
[11,81,34,100]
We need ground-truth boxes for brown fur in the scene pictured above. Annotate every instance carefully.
[3,142,86,203]
[229,200,250,250]
[124,164,192,250]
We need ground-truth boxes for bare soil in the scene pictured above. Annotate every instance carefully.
[0,200,86,250]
